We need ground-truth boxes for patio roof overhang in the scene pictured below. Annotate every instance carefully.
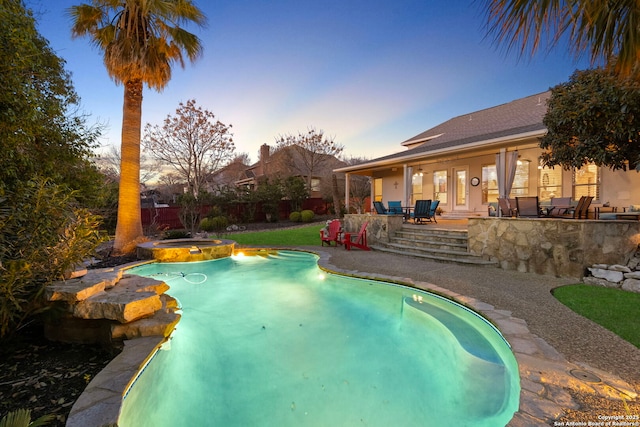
[334,128,546,176]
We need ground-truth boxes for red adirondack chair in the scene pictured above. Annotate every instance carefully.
[320,220,342,246]
[342,222,370,251]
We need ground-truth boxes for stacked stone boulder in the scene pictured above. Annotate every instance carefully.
[45,262,181,345]
[583,246,640,293]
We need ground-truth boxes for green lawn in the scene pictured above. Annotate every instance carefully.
[552,284,640,348]
[227,223,323,246]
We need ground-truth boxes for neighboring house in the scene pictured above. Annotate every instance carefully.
[206,157,251,193]
[236,143,347,198]
[336,91,640,216]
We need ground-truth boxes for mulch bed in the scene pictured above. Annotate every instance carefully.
[0,323,118,426]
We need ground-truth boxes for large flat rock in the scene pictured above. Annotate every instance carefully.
[72,276,168,323]
[46,268,124,303]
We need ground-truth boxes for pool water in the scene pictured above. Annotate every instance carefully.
[119,251,520,426]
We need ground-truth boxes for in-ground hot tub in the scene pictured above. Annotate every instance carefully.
[137,238,236,262]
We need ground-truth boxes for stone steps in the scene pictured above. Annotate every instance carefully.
[372,226,498,267]
[45,264,180,345]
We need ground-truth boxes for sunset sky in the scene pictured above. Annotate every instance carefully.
[27,0,592,163]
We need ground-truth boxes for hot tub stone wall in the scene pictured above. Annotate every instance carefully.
[468,218,640,279]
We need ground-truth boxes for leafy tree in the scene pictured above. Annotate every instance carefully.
[275,127,344,191]
[283,176,308,212]
[255,178,284,222]
[0,0,102,202]
[70,0,206,254]
[482,0,640,78]
[143,99,235,198]
[540,67,640,171]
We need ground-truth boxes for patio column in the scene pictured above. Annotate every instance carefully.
[344,173,350,213]
[404,164,412,207]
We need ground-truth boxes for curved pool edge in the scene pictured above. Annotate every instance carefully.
[310,248,638,426]
[66,247,638,427]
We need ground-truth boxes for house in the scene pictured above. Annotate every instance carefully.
[236,143,347,198]
[336,91,640,217]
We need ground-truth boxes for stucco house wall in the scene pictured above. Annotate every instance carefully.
[336,92,640,216]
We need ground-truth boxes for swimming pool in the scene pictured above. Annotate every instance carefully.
[119,251,520,426]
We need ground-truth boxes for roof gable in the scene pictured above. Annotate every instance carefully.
[403,91,548,151]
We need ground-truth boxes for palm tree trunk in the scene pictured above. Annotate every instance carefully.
[113,79,144,254]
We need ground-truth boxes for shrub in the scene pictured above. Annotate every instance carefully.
[300,210,315,222]
[163,230,190,239]
[0,179,105,338]
[201,216,228,234]
[289,211,301,222]
[199,217,214,231]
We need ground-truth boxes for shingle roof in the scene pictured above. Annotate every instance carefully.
[371,91,550,163]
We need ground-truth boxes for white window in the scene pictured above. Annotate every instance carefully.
[538,165,563,202]
[433,170,448,204]
[374,178,383,202]
[573,163,600,201]
[412,173,423,205]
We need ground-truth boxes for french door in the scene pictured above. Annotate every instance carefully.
[453,167,469,211]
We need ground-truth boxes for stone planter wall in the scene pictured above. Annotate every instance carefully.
[468,217,640,279]
[342,214,404,245]
[583,247,640,293]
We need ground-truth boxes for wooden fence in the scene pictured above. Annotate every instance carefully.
[141,198,330,230]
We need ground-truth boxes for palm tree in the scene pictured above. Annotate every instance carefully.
[482,0,640,77]
[70,0,206,254]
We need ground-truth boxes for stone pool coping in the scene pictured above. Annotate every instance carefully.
[66,249,637,427]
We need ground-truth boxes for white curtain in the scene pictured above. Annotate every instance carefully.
[405,166,413,207]
[496,149,518,216]
[496,150,506,199]
[505,150,519,198]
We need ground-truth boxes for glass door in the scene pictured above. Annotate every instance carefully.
[454,167,468,210]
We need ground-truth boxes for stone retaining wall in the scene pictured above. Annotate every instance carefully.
[583,246,640,293]
[342,214,404,245]
[468,217,640,279]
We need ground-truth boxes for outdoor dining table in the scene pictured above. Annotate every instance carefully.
[543,204,573,216]
[402,206,413,221]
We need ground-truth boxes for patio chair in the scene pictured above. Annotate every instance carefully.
[387,201,403,215]
[373,201,388,215]
[552,196,593,219]
[428,200,439,223]
[497,197,516,217]
[544,197,572,217]
[320,219,342,246]
[411,199,434,224]
[515,196,541,217]
[342,221,370,251]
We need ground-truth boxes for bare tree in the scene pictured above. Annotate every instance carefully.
[143,99,235,198]
[93,145,159,186]
[345,156,371,214]
[275,127,344,191]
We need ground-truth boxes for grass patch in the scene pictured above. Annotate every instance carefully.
[552,284,640,348]
[227,224,323,246]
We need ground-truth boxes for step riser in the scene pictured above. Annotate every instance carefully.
[375,226,497,267]
[390,239,468,252]
[394,233,467,244]
[380,243,478,260]
[370,245,497,267]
